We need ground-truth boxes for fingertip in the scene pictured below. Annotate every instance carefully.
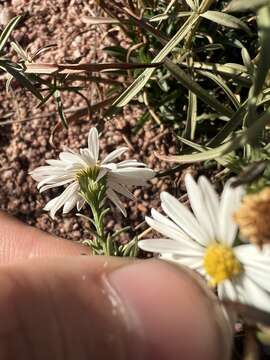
[0,211,91,264]
[106,259,232,360]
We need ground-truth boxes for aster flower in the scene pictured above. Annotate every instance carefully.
[138,174,270,313]
[30,127,155,218]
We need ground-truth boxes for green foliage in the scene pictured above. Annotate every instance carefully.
[91,0,270,184]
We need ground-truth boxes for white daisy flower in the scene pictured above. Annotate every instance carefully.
[139,174,270,313]
[30,127,155,219]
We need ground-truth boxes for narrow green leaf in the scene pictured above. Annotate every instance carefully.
[0,60,43,100]
[241,47,252,70]
[149,11,192,22]
[201,11,251,34]
[156,137,240,163]
[181,61,251,86]
[54,90,68,129]
[11,41,28,61]
[177,135,208,152]
[207,100,248,146]
[176,135,232,166]
[196,69,240,109]
[184,91,197,140]
[110,12,199,109]
[225,0,270,12]
[0,15,21,53]
[253,5,270,97]
[186,0,197,10]
[109,0,215,111]
[163,57,234,117]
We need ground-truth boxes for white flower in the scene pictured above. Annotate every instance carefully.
[139,174,270,313]
[30,127,155,218]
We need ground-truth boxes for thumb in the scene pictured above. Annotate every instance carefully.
[0,256,231,360]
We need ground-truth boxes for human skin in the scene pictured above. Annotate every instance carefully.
[0,212,232,360]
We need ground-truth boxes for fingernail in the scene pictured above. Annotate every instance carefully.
[105,260,232,360]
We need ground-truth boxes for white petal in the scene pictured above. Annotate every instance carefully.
[106,188,127,217]
[138,238,204,257]
[185,174,215,241]
[117,159,147,168]
[102,147,128,164]
[161,191,209,246]
[79,148,96,166]
[111,167,155,181]
[151,209,180,231]
[39,178,75,192]
[96,167,109,182]
[145,216,204,253]
[235,244,270,269]
[218,181,244,246]
[88,127,99,162]
[77,197,85,211]
[198,176,220,239]
[245,268,270,293]
[45,159,67,167]
[107,181,135,200]
[236,275,270,313]
[44,182,79,219]
[160,253,204,271]
[235,244,270,292]
[63,194,79,214]
[218,280,239,302]
[108,173,147,186]
[59,151,86,166]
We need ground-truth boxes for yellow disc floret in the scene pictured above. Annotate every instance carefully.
[204,243,242,286]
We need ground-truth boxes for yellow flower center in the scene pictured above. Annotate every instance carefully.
[203,243,242,286]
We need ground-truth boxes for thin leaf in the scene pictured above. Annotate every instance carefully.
[241,46,254,76]
[163,57,234,117]
[24,61,162,74]
[186,0,197,10]
[253,5,270,97]
[208,100,248,146]
[110,12,200,109]
[201,11,251,34]
[176,135,232,166]
[149,11,192,22]
[225,0,270,12]
[180,61,251,86]
[0,15,21,53]
[196,69,240,109]
[0,60,43,100]
[81,16,122,25]
[155,136,241,163]
[184,91,197,139]
[11,41,28,61]
[54,90,68,129]
[107,0,215,110]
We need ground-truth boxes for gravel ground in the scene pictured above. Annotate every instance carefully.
[0,0,191,242]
